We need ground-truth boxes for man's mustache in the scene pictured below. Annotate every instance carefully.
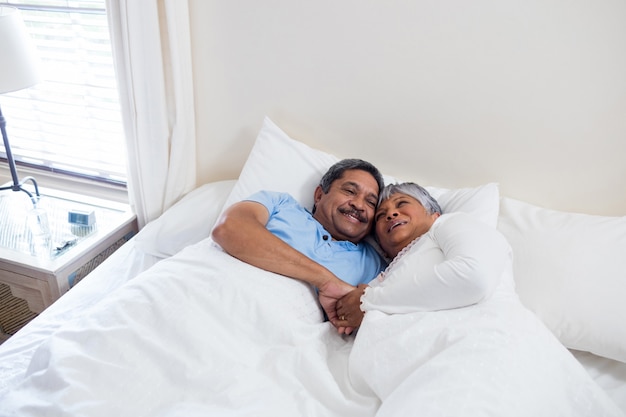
[339,207,367,223]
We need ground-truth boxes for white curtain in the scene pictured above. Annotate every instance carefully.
[105,0,196,228]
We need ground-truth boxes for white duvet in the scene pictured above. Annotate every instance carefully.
[0,236,622,416]
[351,299,621,417]
[350,214,623,417]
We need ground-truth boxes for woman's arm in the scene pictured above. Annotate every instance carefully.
[361,213,511,313]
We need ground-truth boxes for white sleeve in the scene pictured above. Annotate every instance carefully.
[360,213,511,313]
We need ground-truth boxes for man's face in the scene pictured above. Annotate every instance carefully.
[312,169,380,244]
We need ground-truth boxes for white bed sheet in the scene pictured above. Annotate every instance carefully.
[0,239,161,396]
[572,350,626,411]
[0,236,624,416]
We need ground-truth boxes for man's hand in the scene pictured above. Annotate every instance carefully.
[333,284,368,333]
[317,279,356,334]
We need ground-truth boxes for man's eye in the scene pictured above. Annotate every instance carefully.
[367,200,376,207]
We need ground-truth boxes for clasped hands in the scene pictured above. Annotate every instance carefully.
[331,284,368,335]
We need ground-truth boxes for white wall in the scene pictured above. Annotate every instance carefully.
[189,0,626,216]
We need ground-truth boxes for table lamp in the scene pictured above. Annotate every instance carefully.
[0,5,42,203]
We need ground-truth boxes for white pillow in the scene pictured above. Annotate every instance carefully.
[135,180,236,258]
[222,116,500,228]
[497,197,626,363]
[426,184,500,229]
[222,117,338,212]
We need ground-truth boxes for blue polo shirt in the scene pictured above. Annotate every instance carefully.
[246,191,384,286]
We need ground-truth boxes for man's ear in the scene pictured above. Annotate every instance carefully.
[312,185,324,214]
[313,185,323,203]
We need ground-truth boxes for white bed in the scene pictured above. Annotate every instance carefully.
[0,118,625,416]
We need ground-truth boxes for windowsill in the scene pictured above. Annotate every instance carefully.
[0,165,130,205]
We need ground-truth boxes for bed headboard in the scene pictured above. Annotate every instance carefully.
[189,0,626,216]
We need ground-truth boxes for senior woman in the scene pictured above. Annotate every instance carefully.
[334,183,622,417]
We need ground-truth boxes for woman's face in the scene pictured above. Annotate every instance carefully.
[374,192,440,258]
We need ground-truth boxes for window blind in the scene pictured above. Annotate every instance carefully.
[0,0,127,186]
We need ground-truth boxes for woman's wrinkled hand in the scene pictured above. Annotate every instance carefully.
[333,284,368,334]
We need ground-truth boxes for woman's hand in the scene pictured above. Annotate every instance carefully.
[333,284,368,334]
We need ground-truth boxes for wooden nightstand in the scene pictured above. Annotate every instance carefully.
[0,189,137,317]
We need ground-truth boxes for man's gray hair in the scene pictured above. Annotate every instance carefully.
[318,159,385,194]
[379,182,442,215]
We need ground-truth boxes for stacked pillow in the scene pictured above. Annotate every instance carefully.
[134,180,236,259]
[497,197,626,363]
[137,116,501,259]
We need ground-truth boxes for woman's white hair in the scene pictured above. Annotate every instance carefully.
[378,182,442,215]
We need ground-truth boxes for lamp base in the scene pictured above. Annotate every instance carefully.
[0,176,40,204]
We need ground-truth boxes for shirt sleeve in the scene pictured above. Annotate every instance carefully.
[360,213,512,313]
[244,191,291,219]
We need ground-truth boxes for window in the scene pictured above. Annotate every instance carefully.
[0,0,127,189]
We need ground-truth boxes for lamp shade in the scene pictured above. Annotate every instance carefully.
[0,6,41,94]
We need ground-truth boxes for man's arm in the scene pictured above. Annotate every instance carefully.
[211,201,354,320]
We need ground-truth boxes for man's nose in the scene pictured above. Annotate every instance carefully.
[351,196,366,210]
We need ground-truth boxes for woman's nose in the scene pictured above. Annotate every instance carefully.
[386,212,398,220]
